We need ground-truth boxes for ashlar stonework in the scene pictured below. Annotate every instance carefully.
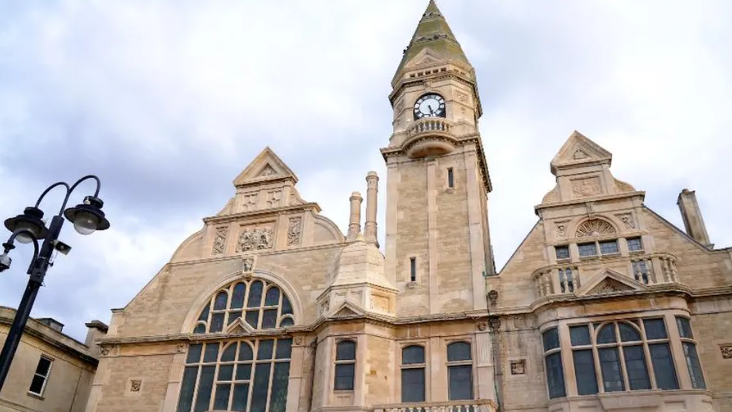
[84,2,731,412]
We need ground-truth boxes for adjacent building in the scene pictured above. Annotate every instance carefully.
[0,307,106,412]
[82,1,732,411]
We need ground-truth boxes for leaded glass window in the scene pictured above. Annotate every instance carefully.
[193,279,295,334]
[542,328,566,399]
[676,316,706,389]
[567,319,679,397]
[177,339,292,412]
[334,340,356,390]
[401,345,426,402]
[447,342,473,400]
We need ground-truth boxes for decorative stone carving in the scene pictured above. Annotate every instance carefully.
[616,213,636,229]
[287,217,302,246]
[371,295,390,312]
[576,218,616,238]
[237,227,274,252]
[130,380,142,393]
[258,164,276,177]
[542,187,559,203]
[242,193,258,212]
[395,98,404,112]
[242,255,255,272]
[456,91,469,103]
[571,177,601,198]
[555,221,567,239]
[721,345,732,359]
[320,300,330,315]
[100,346,110,356]
[294,336,304,345]
[211,226,228,255]
[588,279,632,295]
[266,190,282,208]
[477,321,488,331]
[573,149,588,160]
[510,360,526,375]
[177,343,186,353]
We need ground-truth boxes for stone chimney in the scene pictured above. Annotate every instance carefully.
[364,172,379,244]
[677,189,713,248]
[347,192,363,241]
[85,320,109,357]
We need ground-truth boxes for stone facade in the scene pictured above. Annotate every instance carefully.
[83,1,731,412]
[0,308,105,412]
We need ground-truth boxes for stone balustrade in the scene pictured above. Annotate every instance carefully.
[406,118,452,138]
[374,399,497,412]
[532,252,680,298]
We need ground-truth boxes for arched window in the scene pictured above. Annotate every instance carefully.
[178,278,296,412]
[401,345,426,402]
[177,339,292,412]
[570,319,679,395]
[446,341,473,400]
[193,278,295,334]
[334,340,356,391]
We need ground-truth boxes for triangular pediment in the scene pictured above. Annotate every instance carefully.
[576,268,645,297]
[328,301,365,319]
[225,318,255,335]
[233,147,298,187]
[405,48,444,69]
[551,131,613,175]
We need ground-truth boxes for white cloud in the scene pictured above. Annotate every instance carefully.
[0,0,730,339]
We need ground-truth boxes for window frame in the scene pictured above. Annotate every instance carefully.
[555,245,570,261]
[446,340,473,401]
[176,338,292,412]
[565,317,683,397]
[542,327,566,399]
[333,339,357,391]
[675,316,706,390]
[409,257,417,282]
[400,344,427,403]
[447,167,454,189]
[27,356,53,397]
[626,237,644,253]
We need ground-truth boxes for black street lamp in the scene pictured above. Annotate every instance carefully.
[0,175,110,392]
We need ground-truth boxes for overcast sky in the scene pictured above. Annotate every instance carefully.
[1,0,730,341]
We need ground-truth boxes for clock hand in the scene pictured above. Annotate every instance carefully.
[429,105,434,115]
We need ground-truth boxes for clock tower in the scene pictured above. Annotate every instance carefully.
[382,0,494,315]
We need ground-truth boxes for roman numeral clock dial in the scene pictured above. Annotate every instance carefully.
[413,93,446,119]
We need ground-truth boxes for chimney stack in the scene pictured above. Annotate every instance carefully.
[364,172,379,244]
[347,191,363,241]
[677,189,713,248]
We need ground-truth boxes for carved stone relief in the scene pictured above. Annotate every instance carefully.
[371,295,390,312]
[236,225,274,252]
[576,219,616,238]
[258,165,276,177]
[555,221,569,239]
[129,380,142,393]
[287,217,302,246]
[571,177,601,198]
[588,279,632,295]
[266,190,282,208]
[242,255,255,272]
[721,345,732,359]
[211,226,228,255]
[242,193,258,212]
[395,98,404,112]
[320,300,330,316]
[510,360,526,375]
[573,149,589,160]
[455,91,469,103]
[616,213,636,229]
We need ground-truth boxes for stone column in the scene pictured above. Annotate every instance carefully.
[364,172,379,244]
[347,192,363,241]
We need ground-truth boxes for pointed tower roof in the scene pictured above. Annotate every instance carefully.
[392,0,472,87]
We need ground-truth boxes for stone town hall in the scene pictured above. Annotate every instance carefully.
[82,2,732,412]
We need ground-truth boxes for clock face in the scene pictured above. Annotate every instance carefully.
[413,93,446,119]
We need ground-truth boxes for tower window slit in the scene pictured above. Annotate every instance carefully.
[410,257,417,282]
[447,168,454,188]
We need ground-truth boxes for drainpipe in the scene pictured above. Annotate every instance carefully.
[484,271,503,411]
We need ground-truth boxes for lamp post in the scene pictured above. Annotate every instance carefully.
[0,175,110,392]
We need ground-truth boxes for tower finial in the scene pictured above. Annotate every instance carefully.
[392,0,472,87]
